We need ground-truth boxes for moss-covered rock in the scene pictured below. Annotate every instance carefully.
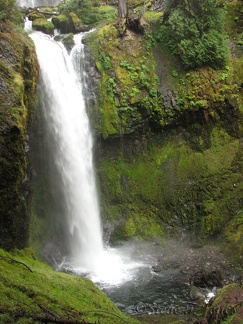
[61,32,75,52]
[0,21,38,250]
[97,122,243,255]
[51,13,69,32]
[86,23,162,138]
[27,10,46,21]
[205,283,243,324]
[32,18,54,34]
[52,12,88,34]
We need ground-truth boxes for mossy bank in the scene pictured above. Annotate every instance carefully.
[0,248,140,324]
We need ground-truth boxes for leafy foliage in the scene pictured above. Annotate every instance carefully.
[62,0,116,26]
[158,0,229,68]
[0,0,22,23]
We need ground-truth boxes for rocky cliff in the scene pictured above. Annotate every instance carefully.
[84,0,243,263]
[0,21,38,249]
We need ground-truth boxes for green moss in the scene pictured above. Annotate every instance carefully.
[86,1,243,137]
[27,11,46,21]
[32,18,54,34]
[203,128,239,173]
[98,122,243,252]
[53,13,68,23]
[113,210,165,241]
[0,248,140,324]
[69,11,82,25]
[52,13,71,33]
[223,212,243,265]
[225,0,243,40]
[0,21,38,250]
[61,33,74,51]
[86,23,161,137]
[144,11,163,21]
[205,283,243,324]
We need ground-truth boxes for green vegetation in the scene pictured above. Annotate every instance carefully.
[98,126,243,262]
[86,21,163,138]
[0,0,22,23]
[158,0,229,68]
[62,0,116,26]
[204,283,243,323]
[0,20,38,250]
[0,249,139,324]
[32,18,54,34]
[83,0,243,137]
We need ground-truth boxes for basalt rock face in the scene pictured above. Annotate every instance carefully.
[86,2,243,263]
[0,21,38,250]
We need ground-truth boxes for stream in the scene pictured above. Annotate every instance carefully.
[60,239,234,316]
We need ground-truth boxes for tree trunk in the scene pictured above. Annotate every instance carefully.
[118,0,127,18]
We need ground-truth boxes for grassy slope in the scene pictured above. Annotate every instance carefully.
[0,249,140,324]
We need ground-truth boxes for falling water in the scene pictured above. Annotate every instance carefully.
[24,17,32,32]
[17,0,62,7]
[30,32,103,272]
[30,30,145,285]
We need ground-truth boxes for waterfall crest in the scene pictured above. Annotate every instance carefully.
[30,32,103,272]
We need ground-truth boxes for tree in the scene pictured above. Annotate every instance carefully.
[118,0,127,18]
[159,0,229,68]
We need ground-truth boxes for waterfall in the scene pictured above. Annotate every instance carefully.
[17,0,62,7]
[30,32,103,272]
[24,17,32,32]
[31,31,145,286]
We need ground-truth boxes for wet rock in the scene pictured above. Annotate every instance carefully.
[189,270,223,288]
[189,285,206,302]
[152,264,163,273]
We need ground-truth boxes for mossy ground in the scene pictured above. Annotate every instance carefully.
[0,248,140,324]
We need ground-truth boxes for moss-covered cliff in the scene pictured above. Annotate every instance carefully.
[84,0,243,263]
[0,21,38,250]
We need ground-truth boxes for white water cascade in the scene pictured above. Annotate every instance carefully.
[30,32,104,272]
[17,0,62,7]
[31,31,145,287]
[24,17,32,32]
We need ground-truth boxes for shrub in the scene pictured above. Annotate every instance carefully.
[0,0,22,23]
[158,0,229,69]
[62,0,116,26]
